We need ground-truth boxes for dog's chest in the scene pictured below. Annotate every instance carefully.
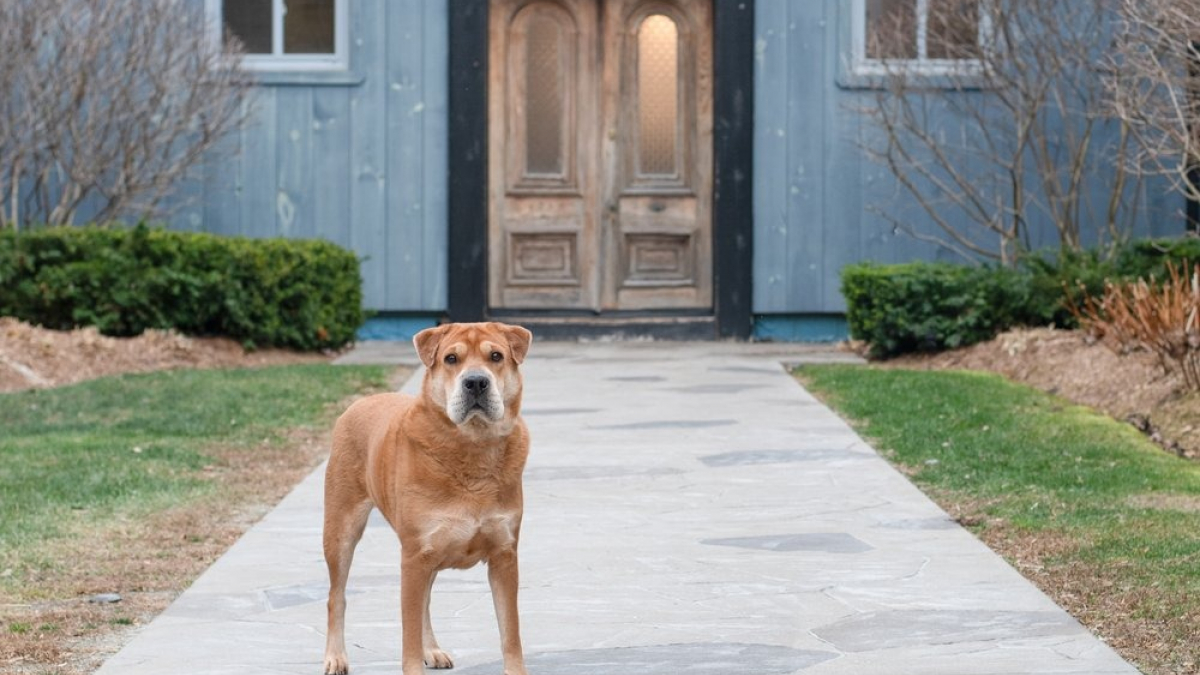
[420,506,519,570]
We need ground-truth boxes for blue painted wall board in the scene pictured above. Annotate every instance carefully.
[172,0,450,313]
[312,87,354,249]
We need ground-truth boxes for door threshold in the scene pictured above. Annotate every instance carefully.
[495,315,717,341]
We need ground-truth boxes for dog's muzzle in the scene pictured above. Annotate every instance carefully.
[449,370,503,424]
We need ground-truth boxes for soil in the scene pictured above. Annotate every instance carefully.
[0,317,333,393]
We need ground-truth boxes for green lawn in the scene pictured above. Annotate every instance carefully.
[797,365,1200,674]
[0,364,390,583]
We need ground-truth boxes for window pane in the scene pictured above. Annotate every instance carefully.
[224,0,272,54]
[637,14,678,176]
[524,16,564,175]
[866,0,917,60]
[928,0,981,59]
[283,0,335,54]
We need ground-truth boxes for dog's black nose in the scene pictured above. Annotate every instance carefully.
[462,375,489,395]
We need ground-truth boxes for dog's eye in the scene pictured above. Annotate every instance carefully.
[444,353,457,365]
[490,351,503,362]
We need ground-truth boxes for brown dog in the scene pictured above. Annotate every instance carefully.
[322,322,533,675]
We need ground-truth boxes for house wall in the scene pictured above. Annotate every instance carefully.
[169,0,1187,339]
[751,1,1184,339]
[176,0,449,316]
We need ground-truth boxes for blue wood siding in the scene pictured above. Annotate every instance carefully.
[752,1,1184,316]
[177,0,448,313]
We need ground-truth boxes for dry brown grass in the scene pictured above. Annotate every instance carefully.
[1070,262,1200,391]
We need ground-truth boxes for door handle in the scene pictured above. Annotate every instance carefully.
[649,201,667,213]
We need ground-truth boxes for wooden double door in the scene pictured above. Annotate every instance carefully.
[488,0,713,312]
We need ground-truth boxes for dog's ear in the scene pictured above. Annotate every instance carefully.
[413,324,451,368]
[498,323,533,365]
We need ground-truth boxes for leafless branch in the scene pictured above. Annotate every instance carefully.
[0,0,254,229]
[857,0,1140,264]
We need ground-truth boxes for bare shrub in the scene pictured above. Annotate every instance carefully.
[859,0,1138,264]
[1109,0,1200,205]
[0,0,253,229]
[1070,262,1200,390]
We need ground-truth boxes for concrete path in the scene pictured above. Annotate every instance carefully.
[96,341,1139,675]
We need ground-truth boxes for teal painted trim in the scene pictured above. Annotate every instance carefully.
[357,315,439,341]
[754,314,848,343]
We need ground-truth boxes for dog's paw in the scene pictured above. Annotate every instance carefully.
[424,647,455,669]
[323,652,350,675]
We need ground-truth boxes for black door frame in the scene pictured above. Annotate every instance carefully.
[447,0,754,338]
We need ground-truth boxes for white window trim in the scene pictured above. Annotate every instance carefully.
[206,0,349,72]
[849,0,991,79]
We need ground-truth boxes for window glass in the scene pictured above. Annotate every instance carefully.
[927,0,981,59]
[283,0,335,54]
[866,0,917,60]
[224,0,272,54]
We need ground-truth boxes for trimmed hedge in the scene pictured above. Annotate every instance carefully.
[0,225,364,350]
[842,262,1047,359]
[842,237,1200,359]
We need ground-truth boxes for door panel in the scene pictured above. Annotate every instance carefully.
[490,0,711,312]
[490,0,598,309]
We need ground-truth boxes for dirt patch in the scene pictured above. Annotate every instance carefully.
[0,317,333,393]
[884,327,1200,458]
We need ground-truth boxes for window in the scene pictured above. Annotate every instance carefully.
[208,0,347,71]
[851,0,989,78]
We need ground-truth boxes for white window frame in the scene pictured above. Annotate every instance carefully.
[849,0,991,79]
[206,0,349,72]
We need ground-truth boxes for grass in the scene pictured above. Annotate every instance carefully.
[0,364,391,594]
[797,365,1200,675]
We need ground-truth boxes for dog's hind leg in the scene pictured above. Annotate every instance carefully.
[422,570,454,668]
[323,495,373,675]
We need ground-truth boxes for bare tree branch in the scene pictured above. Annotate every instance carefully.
[0,0,254,229]
[857,0,1140,264]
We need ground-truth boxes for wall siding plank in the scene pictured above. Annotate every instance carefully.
[421,0,450,309]
[349,0,391,309]
[785,3,827,310]
[385,0,426,310]
[240,90,278,239]
[312,87,354,249]
[751,0,790,313]
[275,87,314,239]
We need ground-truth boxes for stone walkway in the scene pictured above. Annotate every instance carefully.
[96,341,1138,675]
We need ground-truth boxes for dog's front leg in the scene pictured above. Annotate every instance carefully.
[488,550,528,675]
[401,552,437,675]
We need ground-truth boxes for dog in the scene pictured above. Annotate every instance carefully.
[322,322,533,675]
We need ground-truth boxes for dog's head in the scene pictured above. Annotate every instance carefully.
[413,322,532,430]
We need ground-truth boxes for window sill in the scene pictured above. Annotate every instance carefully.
[837,60,989,91]
[250,70,365,87]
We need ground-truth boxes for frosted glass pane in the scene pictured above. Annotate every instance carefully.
[525,16,564,175]
[637,14,678,176]
[224,0,272,54]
